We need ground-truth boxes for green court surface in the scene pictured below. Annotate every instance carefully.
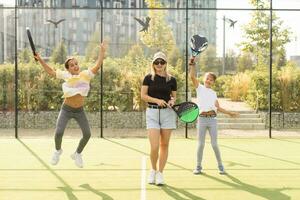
[1,138,300,200]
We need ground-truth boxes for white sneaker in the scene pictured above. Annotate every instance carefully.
[193,166,202,175]
[51,149,62,165]
[71,152,83,168]
[218,165,226,175]
[155,171,164,185]
[148,169,156,184]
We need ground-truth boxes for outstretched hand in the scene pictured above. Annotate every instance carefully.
[229,111,240,118]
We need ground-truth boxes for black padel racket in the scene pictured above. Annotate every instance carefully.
[190,34,208,63]
[26,27,37,60]
[172,102,199,123]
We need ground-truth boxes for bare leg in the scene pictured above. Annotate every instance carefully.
[158,129,172,172]
[148,129,160,170]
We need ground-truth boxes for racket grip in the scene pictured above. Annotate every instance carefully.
[33,53,38,61]
[189,56,196,65]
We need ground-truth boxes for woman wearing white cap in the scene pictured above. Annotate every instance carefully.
[141,51,177,185]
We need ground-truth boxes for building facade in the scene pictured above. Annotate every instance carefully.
[1,0,216,62]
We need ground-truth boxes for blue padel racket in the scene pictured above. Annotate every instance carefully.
[190,34,208,63]
[172,102,199,123]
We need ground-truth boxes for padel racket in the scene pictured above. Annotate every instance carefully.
[190,34,208,63]
[26,27,37,60]
[172,102,199,123]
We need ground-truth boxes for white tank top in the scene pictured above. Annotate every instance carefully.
[56,69,95,98]
[196,84,217,113]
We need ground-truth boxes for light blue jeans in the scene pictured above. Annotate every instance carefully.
[196,117,223,168]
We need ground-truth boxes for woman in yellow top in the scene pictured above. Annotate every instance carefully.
[34,42,107,168]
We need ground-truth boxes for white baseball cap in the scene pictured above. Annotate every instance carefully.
[152,51,167,63]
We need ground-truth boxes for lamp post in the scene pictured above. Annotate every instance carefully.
[46,18,66,47]
[222,16,237,75]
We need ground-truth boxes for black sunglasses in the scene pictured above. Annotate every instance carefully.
[153,60,166,65]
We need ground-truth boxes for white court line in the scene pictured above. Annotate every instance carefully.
[140,156,147,200]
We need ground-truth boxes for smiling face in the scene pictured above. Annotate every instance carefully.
[152,58,167,74]
[66,58,80,75]
[203,73,216,88]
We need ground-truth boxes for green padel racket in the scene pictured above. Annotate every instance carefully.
[172,102,199,123]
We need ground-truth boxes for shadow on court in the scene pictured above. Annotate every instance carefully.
[105,138,295,200]
[203,173,291,200]
[17,139,113,200]
[161,184,206,200]
[221,144,300,166]
[57,187,78,200]
[80,184,114,200]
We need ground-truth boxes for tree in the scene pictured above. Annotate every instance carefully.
[85,31,100,62]
[236,52,253,72]
[198,45,219,74]
[239,0,291,67]
[19,48,32,63]
[50,42,67,64]
[138,0,176,53]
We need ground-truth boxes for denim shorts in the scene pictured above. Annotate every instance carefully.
[146,108,177,129]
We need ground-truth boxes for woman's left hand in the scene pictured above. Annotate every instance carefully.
[168,99,175,107]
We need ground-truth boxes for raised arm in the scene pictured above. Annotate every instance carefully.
[91,41,107,74]
[34,53,56,77]
[189,60,199,88]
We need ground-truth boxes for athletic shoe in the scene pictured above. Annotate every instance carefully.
[71,152,83,168]
[147,169,156,184]
[193,166,202,174]
[218,165,226,175]
[50,149,63,165]
[155,171,164,185]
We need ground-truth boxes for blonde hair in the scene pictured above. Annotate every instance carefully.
[204,72,217,81]
[150,62,172,82]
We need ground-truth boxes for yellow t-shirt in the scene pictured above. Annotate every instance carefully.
[56,69,95,98]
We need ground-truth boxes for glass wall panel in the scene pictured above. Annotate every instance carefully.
[0,8,15,137]
[214,0,266,9]
[102,9,187,137]
[17,8,102,137]
[274,0,300,9]
[272,11,300,135]
[189,9,270,136]
[3,0,300,138]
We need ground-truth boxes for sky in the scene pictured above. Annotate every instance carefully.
[1,0,300,58]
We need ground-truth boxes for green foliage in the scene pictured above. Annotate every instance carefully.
[19,48,32,63]
[198,45,219,74]
[138,0,176,53]
[239,0,291,67]
[50,42,67,64]
[0,64,14,111]
[215,61,300,111]
[1,56,299,112]
[213,75,232,98]
[85,31,100,62]
[236,52,253,72]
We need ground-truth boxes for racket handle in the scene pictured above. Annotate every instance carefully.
[33,52,38,61]
[189,56,196,65]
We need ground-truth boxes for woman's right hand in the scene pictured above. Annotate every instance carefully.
[156,99,169,107]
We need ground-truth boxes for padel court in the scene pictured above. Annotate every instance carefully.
[1,137,299,200]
